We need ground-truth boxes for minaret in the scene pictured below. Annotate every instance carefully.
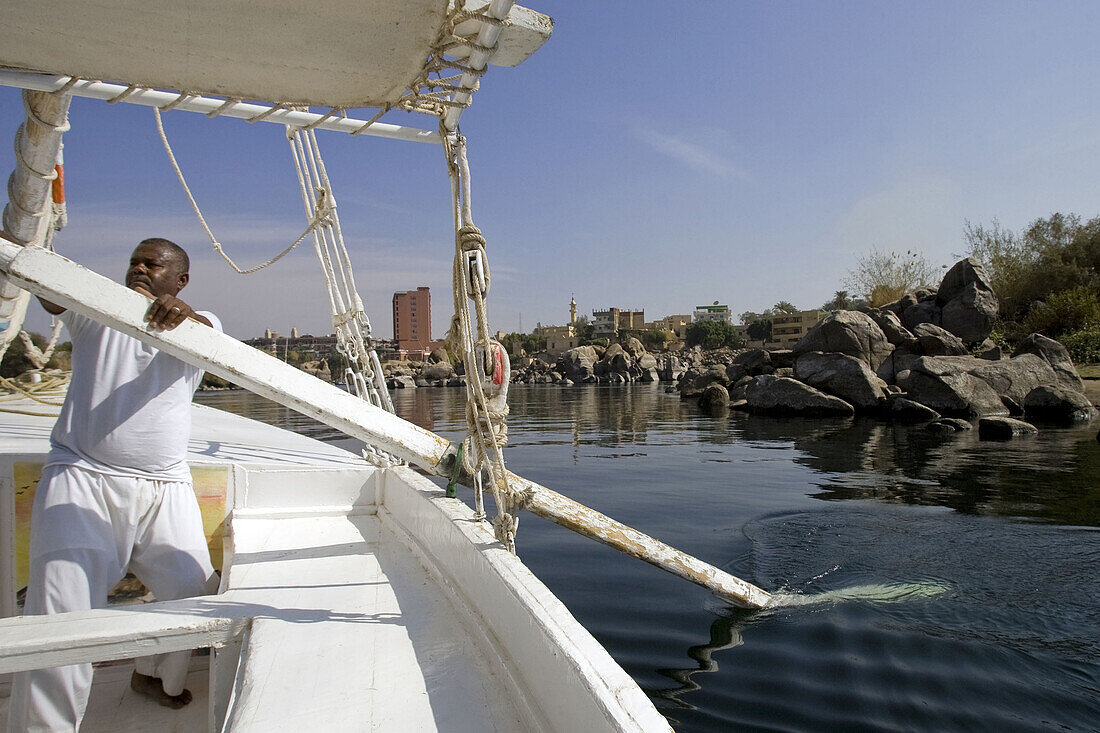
[569,294,577,325]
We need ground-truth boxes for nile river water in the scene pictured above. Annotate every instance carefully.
[196,384,1100,732]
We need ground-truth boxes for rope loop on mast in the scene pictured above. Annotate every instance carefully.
[22,91,71,134]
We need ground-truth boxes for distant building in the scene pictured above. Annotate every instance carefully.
[592,307,644,337]
[244,332,339,360]
[694,302,732,324]
[648,314,692,340]
[392,286,432,359]
[768,309,825,347]
[532,297,583,356]
[537,324,579,356]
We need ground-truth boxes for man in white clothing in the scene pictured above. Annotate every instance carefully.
[9,238,220,731]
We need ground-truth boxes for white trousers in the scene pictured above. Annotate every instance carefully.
[8,465,217,732]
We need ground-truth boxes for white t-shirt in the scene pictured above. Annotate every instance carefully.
[47,309,222,482]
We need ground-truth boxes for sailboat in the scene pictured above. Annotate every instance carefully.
[0,2,770,730]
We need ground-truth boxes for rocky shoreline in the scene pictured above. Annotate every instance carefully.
[386,258,1097,441]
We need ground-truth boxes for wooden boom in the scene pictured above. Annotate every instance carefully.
[0,238,772,609]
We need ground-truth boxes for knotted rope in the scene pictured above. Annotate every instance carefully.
[443,127,529,551]
[286,122,398,465]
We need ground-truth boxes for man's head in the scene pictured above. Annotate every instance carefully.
[126,238,190,298]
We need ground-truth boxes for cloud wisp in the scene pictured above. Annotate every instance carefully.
[633,125,749,180]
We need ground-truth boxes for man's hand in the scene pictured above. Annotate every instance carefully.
[133,287,212,330]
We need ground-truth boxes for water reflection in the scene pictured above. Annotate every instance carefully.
[734,412,1100,525]
[195,384,1100,733]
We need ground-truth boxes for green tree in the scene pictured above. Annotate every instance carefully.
[686,321,739,349]
[772,301,799,314]
[641,329,672,349]
[964,213,1100,323]
[821,290,852,311]
[745,319,772,346]
[845,248,941,306]
[500,331,547,355]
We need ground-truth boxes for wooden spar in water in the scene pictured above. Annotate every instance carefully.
[0,239,773,609]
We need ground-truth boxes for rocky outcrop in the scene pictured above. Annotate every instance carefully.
[879,258,998,344]
[657,354,685,382]
[969,354,1056,411]
[912,323,968,356]
[890,396,940,423]
[678,365,730,398]
[936,258,999,342]
[866,310,917,348]
[672,258,1088,430]
[978,416,1038,440]
[1013,333,1087,394]
[895,356,1009,417]
[1023,385,1095,423]
[698,383,730,411]
[926,417,973,433]
[557,345,599,383]
[794,351,886,412]
[793,311,894,370]
[726,348,773,383]
[420,362,456,381]
[745,375,856,417]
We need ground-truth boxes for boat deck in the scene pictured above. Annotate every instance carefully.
[0,512,530,732]
[0,389,672,732]
[1,659,210,732]
[0,393,529,731]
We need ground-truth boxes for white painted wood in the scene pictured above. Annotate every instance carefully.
[0,598,248,674]
[221,513,534,732]
[210,636,244,732]
[442,0,514,132]
[0,241,772,607]
[0,239,454,471]
[2,89,69,245]
[512,471,774,609]
[0,472,13,619]
[0,2,550,109]
[452,3,553,67]
[0,72,440,145]
[380,467,676,732]
[0,0,449,109]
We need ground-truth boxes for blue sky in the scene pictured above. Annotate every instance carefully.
[4,1,1100,340]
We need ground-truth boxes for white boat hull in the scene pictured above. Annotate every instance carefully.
[0,397,671,732]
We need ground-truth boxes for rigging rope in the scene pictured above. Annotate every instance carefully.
[153,106,318,274]
[153,105,399,466]
[442,128,527,552]
[285,122,399,465]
